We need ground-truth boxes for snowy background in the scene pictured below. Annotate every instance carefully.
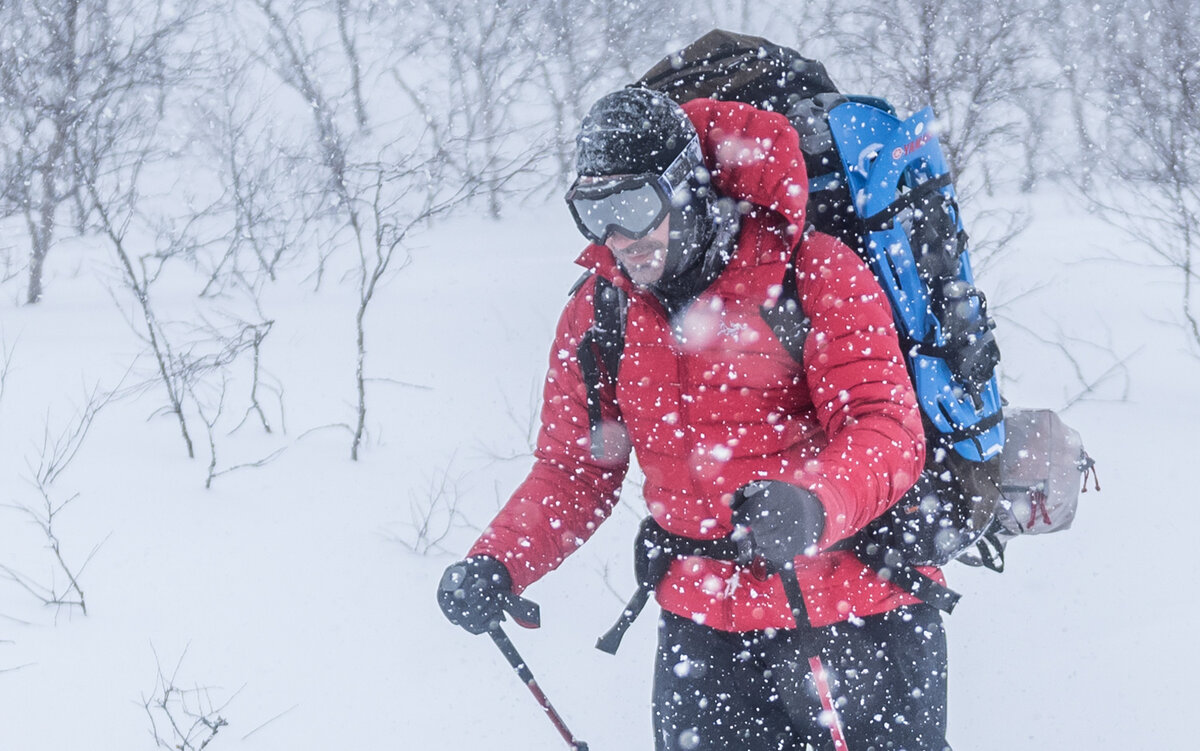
[1,3,1197,750]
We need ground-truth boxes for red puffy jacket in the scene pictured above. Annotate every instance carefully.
[470,98,935,632]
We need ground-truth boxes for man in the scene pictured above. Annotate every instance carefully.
[438,86,950,751]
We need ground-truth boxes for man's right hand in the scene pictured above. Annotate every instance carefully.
[437,556,514,635]
[729,480,825,572]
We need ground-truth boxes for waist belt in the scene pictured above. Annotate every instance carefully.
[596,518,813,654]
[597,519,961,654]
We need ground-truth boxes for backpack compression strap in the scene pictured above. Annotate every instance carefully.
[849,538,962,614]
[860,173,953,233]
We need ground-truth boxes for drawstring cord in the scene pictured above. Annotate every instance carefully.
[1079,450,1101,493]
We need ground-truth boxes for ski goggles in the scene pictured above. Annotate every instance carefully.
[565,136,702,244]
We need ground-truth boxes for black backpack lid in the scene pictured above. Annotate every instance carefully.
[635,29,840,112]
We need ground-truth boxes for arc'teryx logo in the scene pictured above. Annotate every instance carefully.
[718,320,749,341]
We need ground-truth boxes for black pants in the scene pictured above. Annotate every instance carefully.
[652,605,951,751]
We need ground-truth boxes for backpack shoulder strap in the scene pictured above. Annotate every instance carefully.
[591,275,626,378]
[759,241,811,364]
[573,273,628,461]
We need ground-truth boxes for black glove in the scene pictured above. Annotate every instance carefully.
[730,480,825,571]
[437,556,514,635]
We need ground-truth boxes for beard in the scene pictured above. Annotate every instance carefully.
[615,237,669,285]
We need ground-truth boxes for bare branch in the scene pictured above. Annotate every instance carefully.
[240,703,299,741]
[0,333,15,407]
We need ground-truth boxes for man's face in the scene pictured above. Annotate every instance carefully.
[605,216,670,286]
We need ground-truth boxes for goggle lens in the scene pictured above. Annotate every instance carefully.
[569,182,666,243]
[566,135,701,244]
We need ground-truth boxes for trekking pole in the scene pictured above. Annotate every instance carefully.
[487,623,590,751]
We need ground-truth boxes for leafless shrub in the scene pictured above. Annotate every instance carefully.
[0,243,19,288]
[83,137,288,475]
[996,315,1136,410]
[226,318,283,436]
[1034,0,1119,192]
[188,374,286,491]
[176,313,282,434]
[965,206,1032,278]
[0,383,117,617]
[28,382,115,491]
[598,558,631,606]
[143,645,239,751]
[400,0,543,217]
[253,0,480,460]
[475,384,541,465]
[143,309,287,486]
[526,0,713,188]
[0,491,105,617]
[87,174,196,458]
[390,462,474,556]
[0,0,194,304]
[190,66,311,298]
[832,0,1047,197]
[346,159,471,460]
[1081,1,1200,353]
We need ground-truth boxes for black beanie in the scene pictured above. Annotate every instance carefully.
[576,87,697,177]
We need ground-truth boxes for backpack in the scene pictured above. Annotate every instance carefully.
[589,32,1092,648]
[636,30,1004,573]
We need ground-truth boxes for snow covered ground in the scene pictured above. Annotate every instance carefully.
[0,188,1195,750]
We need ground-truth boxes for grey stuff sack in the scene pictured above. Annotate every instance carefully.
[957,407,1096,570]
[995,408,1094,537]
